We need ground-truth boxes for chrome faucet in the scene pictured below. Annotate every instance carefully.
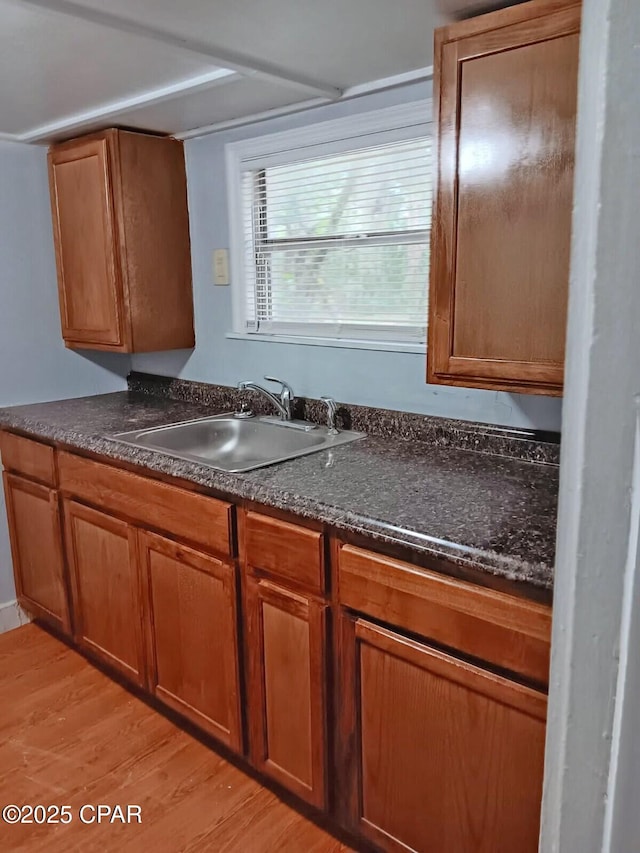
[237,376,294,421]
[320,397,339,434]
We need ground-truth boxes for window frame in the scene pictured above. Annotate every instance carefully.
[225,100,432,352]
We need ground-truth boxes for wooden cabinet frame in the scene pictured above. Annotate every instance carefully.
[428,0,581,395]
[1,434,553,851]
[48,129,195,353]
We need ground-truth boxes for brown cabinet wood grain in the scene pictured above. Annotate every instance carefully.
[0,432,57,487]
[0,442,555,848]
[57,451,232,558]
[138,530,242,751]
[339,615,547,853]
[338,543,552,685]
[245,576,328,808]
[48,129,194,353]
[2,473,70,635]
[64,500,146,685]
[428,0,581,395]
[245,511,325,594]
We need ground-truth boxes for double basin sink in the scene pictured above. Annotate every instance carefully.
[113,414,365,473]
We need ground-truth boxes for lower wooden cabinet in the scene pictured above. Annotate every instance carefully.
[245,576,328,808]
[64,500,146,686]
[339,615,547,853]
[1,440,552,851]
[139,529,242,751]
[2,472,70,635]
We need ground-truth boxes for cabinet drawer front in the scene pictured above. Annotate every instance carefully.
[245,512,324,594]
[58,451,232,557]
[338,544,551,685]
[0,432,56,486]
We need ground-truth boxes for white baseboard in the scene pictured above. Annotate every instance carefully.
[0,599,31,634]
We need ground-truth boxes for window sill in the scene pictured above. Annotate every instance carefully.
[225,332,426,354]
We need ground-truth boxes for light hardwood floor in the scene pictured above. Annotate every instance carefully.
[0,624,355,852]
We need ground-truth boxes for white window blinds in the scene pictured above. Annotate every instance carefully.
[239,131,432,343]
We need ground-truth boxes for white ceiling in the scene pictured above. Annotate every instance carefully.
[0,0,488,144]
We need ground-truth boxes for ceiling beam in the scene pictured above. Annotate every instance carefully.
[12,0,343,99]
[177,66,433,140]
[18,68,240,143]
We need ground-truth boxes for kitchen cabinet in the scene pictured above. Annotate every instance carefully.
[428,0,581,395]
[48,129,194,353]
[243,512,328,808]
[139,529,242,751]
[339,616,547,853]
[336,542,550,851]
[2,473,69,635]
[57,451,241,750]
[0,432,70,635]
[64,500,146,686]
[1,432,554,850]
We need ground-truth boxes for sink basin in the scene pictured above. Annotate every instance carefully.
[112,414,365,473]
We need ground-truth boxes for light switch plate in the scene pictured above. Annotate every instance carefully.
[213,249,230,285]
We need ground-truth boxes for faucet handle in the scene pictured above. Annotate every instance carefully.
[320,396,339,435]
[264,376,295,400]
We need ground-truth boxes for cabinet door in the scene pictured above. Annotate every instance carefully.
[48,136,124,348]
[428,2,581,395]
[339,616,547,853]
[245,576,327,808]
[2,473,70,635]
[64,500,145,685]
[138,530,242,751]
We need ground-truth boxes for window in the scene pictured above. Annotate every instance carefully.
[227,102,432,349]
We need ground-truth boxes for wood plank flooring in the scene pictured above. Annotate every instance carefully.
[0,624,355,852]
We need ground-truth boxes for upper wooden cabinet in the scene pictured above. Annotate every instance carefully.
[428,0,581,396]
[48,129,195,353]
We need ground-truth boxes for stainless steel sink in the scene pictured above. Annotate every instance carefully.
[111,414,365,473]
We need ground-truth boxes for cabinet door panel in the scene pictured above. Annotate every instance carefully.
[246,577,327,808]
[340,616,547,853]
[2,473,70,634]
[428,3,581,395]
[139,530,242,751]
[48,138,123,346]
[64,500,144,684]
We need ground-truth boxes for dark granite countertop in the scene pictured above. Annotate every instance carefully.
[0,390,559,596]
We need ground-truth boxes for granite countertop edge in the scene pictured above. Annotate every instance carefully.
[0,406,554,594]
